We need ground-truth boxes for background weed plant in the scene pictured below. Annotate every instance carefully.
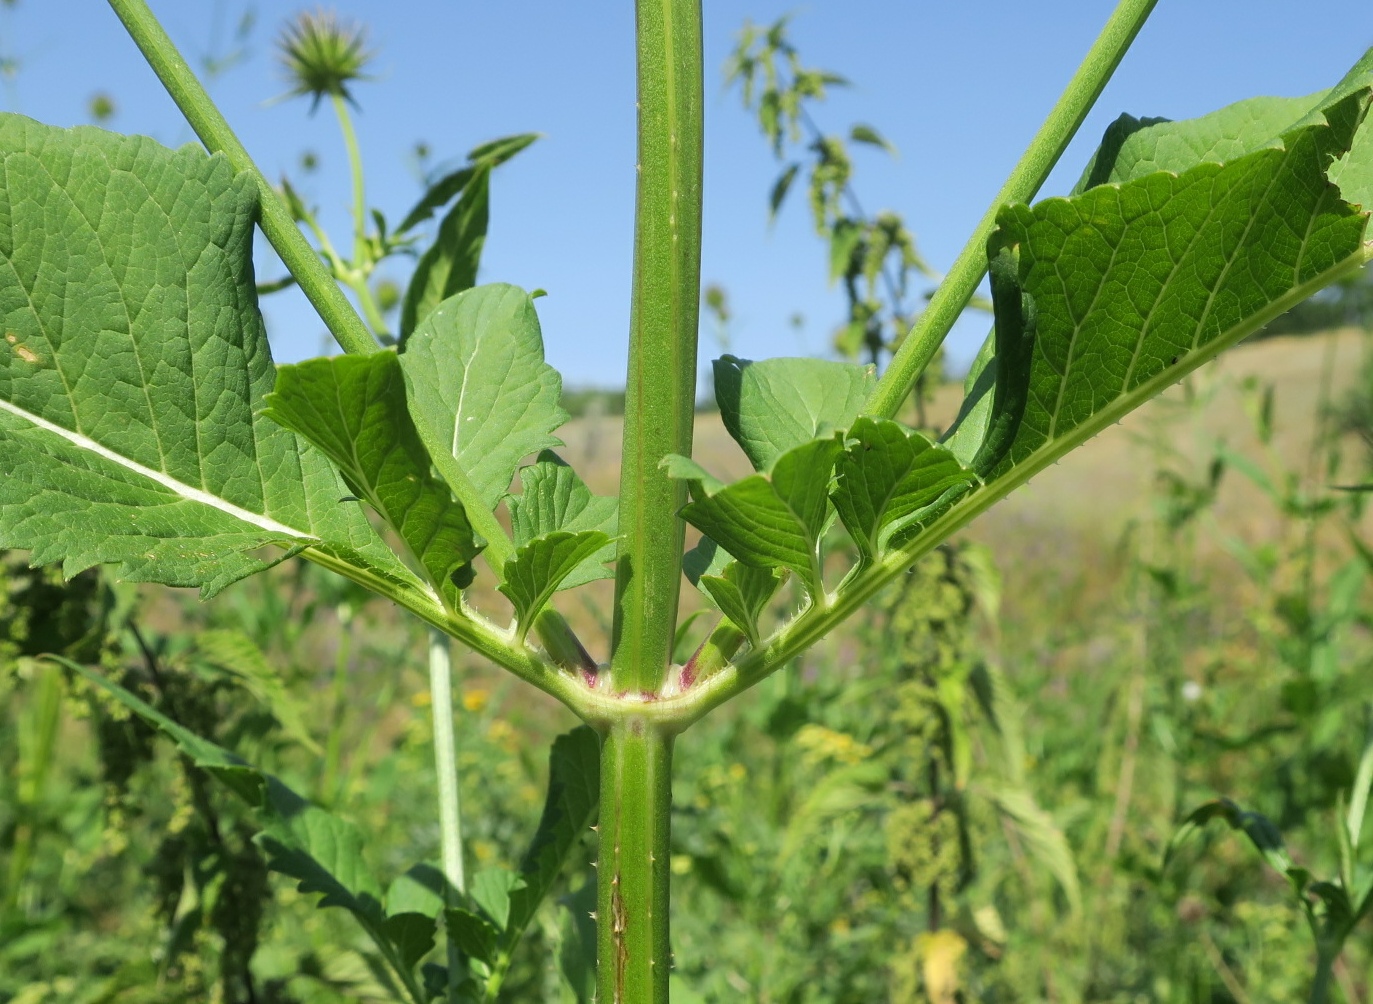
[4,1,1373,1002]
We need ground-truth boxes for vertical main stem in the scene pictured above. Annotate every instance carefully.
[610,0,704,694]
[597,723,674,1004]
[428,630,466,1004]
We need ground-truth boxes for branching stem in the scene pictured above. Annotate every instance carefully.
[865,0,1159,418]
[106,0,380,357]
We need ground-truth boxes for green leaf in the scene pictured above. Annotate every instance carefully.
[832,417,978,561]
[57,657,428,999]
[981,786,1081,918]
[671,437,843,598]
[769,162,801,221]
[849,123,895,156]
[262,352,481,607]
[1165,798,1306,900]
[400,284,568,514]
[507,453,618,589]
[386,863,448,919]
[977,92,1372,491]
[502,727,600,953]
[698,560,781,646]
[0,116,413,598]
[470,867,523,933]
[401,168,490,338]
[380,913,437,972]
[396,132,538,236]
[500,530,612,638]
[681,535,730,585]
[444,906,500,966]
[192,629,321,754]
[713,354,874,472]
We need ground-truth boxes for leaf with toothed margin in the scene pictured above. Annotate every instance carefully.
[0,115,416,598]
[832,417,979,561]
[262,352,482,608]
[400,284,568,516]
[713,354,874,472]
[508,452,618,590]
[500,530,612,638]
[666,437,843,598]
[699,561,782,647]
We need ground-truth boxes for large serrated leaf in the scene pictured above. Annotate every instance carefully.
[58,657,427,997]
[713,354,873,472]
[669,437,842,598]
[0,115,414,598]
[977,92,1372,492]
[508,452,617,590]
[400,284,568,514]
[262,352,481,607]
[832,417,978,561]
[500,530,611,638]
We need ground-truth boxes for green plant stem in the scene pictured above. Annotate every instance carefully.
[1310,949,1336,1004]
[333,92,369,269]
[597,723,673,1004]
[428,629,466,1004]
[864,0,1159,418]
[105,0,380,357]
[610,0,704,694]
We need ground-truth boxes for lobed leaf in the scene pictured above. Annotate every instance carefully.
[832,417,978,561]
[262,352,481,608]
[0,116,413,597]
[669,437,842,598]
[508,452,618,589]
[500,530,612,638]
[713,354,873,472]
[400,283,568,514]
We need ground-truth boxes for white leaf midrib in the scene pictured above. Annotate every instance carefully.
[0,396,315,542]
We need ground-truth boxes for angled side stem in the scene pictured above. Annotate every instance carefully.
[597,723,673,1004]
[610,0,705,693]
[106,0,380,357]
[865,0,1159,418]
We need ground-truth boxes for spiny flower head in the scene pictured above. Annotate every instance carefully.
[277,8,373,111]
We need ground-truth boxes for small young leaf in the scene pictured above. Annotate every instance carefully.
[671,437,843,598]
[262,352,481,607]
[833,417,979,560]
[849,123,895,155]
[769,162,801,221]
[401,168,490,338]
[400,283,568,514]
[508,453,618,589]
[699,561,782,646]
[445,906,500,965]
[500,530,612,637]
[381,913,438,972]
[713,355,873,472]
[396,132,538,235]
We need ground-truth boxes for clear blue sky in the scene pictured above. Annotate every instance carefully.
[2,2,1371,386]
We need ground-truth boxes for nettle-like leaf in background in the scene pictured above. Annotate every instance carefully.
[947,86,1373,503]
[665,437,842,599]
[400,284,568,514]
[832,417,977,562]
[61,658,431,1000]
[508,452,618,590]
[262,352,481,609]
[713,354,872,472]
[0,116,412,597]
